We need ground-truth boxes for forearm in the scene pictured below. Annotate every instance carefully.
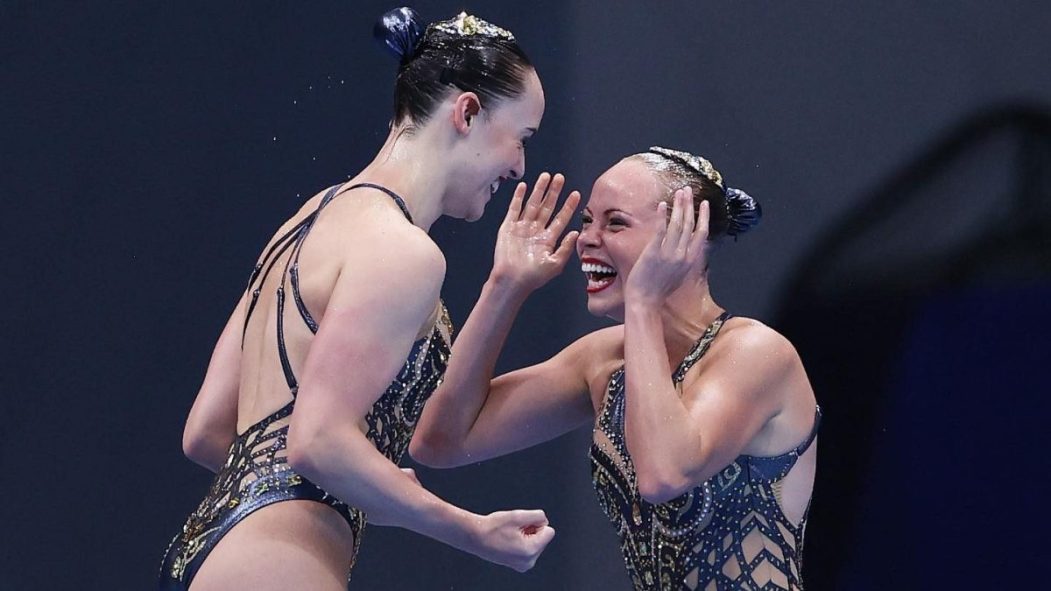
[622,302,703,492]
[289,425,482,552]
[184,298,244,472]
[183,385,238,472]
[414,277,529,453]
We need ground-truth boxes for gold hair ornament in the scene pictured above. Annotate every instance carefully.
[648,146,724,189]
[432,12,515,41]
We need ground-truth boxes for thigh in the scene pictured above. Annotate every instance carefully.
[190,500,356,591]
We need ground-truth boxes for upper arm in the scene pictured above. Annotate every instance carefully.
[183,292,246,468]
[453,332,602,464]
[680,324,799,481]
[289,229,445,447]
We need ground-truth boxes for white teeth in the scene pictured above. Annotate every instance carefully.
[490,180,500,194]
[581,262,616,274]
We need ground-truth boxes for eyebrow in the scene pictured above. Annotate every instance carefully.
[582,207,632,217]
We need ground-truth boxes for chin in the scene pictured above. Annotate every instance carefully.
[467,192,492,222]
[586,293,624,321]
[465,203,487,222]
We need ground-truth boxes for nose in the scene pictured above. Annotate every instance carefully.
[578,221,601,249]
[510,151,525,180]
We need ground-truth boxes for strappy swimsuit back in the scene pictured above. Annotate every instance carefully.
[590,312,821,590]
[160,183,452,590]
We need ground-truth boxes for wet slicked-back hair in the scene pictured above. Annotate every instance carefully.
[375,7,533,129]
[629,150,761,241]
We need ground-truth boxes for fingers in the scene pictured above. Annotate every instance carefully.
[654,201,670,247]
[551,231,579,268]
[537,173,565,224]
[678,187,695,253]
[547,190,580,236]
[504,182,527,224]
[515,509,549,528]
[534,525,556,547]
[665,191,684,250]
[689,199,710,258]
[521,525,555,572]
[521,172,572,226]
[521,172,552,222]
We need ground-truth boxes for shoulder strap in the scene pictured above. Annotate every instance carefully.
[673,311,733,384]
[343,182,414,223]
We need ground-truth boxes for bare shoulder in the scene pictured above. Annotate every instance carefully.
[571,325,624,366]
[685,316,806,409]
[711,316,800,372]
[705,317,816,454]
[320,198,446,290]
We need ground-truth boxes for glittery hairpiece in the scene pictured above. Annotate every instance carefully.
[432,12,515,41]
[648,146,724,189]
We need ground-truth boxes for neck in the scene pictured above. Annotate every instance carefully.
[352,123,452,231]
[656,275,724,369]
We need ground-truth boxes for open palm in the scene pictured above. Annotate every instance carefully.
[492,172,580,293]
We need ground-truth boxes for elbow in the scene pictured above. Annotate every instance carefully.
[408,433,466,469]
[181,430,209,466]
[182,418,226,470]
[286,423,327,482]
[635,467,692,505]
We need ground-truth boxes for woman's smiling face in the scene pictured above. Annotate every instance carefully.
[576,158,668,320]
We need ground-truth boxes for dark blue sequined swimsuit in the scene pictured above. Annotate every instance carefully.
[590,312,821,590]
[159,183,452,590]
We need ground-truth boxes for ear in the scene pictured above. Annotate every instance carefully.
[452,92,482,134]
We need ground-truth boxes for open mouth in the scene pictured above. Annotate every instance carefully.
[581,258,617,293]
[490,177,505,195]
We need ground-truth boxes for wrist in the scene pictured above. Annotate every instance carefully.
[456,509,487,555]
[419,501,485,554]
[624,289,664,310]
[625,299,663,325]
[484,273,532,303]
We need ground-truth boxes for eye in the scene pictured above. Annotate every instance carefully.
[581,213,593,225]
[608,217,627,228]
[519,138,529,149]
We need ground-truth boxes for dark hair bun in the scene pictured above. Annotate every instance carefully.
[724,187,762,237]
[374,7,424,62]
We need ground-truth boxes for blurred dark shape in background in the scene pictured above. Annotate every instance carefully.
[779,105,1051,589]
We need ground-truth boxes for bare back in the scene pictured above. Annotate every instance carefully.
[237,184,444,435]
[161,182,451,590]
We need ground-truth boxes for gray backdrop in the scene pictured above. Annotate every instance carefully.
[3,1,1049,588]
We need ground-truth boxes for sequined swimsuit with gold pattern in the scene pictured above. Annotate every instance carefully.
[590,312,821,591]
[159,183,453,590]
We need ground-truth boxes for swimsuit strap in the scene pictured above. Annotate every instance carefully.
[342,182,414,223]
[241,181,415,396]
[673,311,734,384]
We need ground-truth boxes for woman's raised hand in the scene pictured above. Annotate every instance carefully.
[624,187,710,306]
[491,172,580,293]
